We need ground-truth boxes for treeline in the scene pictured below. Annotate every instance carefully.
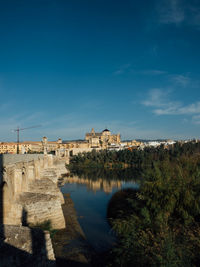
[106,142,200,266]
[69,141,200,171]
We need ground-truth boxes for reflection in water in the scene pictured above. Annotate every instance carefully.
[61,171,139,252]
[64,176,132,194]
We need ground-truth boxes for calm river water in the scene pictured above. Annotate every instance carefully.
[61,174,139,252]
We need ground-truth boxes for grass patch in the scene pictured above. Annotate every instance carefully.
[31,220,58,238]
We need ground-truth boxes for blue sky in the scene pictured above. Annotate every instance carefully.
[0,0,200,141]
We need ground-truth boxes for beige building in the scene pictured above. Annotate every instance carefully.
[63,140,89,149]
[0,137,64,155]
[85,128,121,148]
[0,128,144,155]
[0,142,18,154]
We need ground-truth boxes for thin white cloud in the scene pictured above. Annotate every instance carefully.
[132,69,167,76]
[113,64,131,75]
[142,88,174,108]
[142,89,200,116]
[171,74,190,87]
[178,103,200,114]
[157,0,200,26]
[158,0,185,24]
[187,4,200,26]
[114,69,124,75]
[142,70,167,75]
[192,115,200,125]
[114,65,167,77]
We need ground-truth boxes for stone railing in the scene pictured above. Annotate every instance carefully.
[0,153,69,266]
[0,154,67,227]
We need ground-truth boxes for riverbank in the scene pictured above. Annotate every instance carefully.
[52,193,94,266]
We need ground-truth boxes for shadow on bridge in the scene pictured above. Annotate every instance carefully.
[0,154,91,267]
[0,154,56,266]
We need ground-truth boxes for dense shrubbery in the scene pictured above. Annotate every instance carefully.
[69,141,200,171]
[69,141,200,266]
[106,142,200,266]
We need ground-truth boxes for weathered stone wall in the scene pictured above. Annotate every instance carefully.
[0,224,56,266]
[2,154,44,165]
[19,192,65,229]
[0,154,70,266]
[1,154,67,228]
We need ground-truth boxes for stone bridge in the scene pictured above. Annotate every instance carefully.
[0,154,68,229]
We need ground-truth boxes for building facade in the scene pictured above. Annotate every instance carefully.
[1,128,147,155]
[85,128,121,148]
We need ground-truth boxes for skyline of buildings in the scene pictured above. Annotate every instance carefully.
[0,127,185,155]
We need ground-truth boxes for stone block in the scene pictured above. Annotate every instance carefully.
[0,224,56,266]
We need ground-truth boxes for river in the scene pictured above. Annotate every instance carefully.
[61,173,139,252]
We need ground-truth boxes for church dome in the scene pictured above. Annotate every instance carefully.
[102,129,110,132]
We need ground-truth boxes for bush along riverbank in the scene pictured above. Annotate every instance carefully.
[68,141,200,266]
[107,160,200,266]
[68,141,200,170]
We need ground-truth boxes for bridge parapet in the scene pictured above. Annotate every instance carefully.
[0,154,67,228]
